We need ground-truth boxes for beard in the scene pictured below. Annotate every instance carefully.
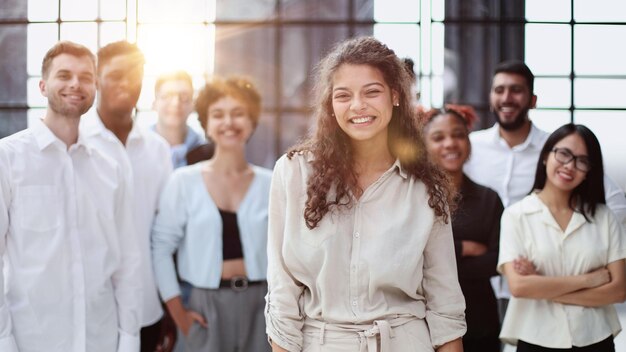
[492,105,530,132]
[48,91,94,118]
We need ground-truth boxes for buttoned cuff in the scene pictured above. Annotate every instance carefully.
[0,335,18,352]
[117,329,140,352]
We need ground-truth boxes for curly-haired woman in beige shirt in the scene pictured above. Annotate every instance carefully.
[264,36,467,352]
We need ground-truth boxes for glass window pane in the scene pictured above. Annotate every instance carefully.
[99,22,127,47]
[61,0,97,21]
[529,109,571,133]
[101,0,126,20]
[138,0,206,23]
[574,79,626,109]
[28,0,58,21]
[213,26,275,106]
[27,77,46,108]
[431,22,444,75]
[280,26,349,108]
[431,75,444,107]
[27,108,46,127]
[282,0,348,20]
[216,0,274,20]
[374,0,419,22]
[60,23,98,54]
[525,24,571,75]
[374,24,420,65]
[137,23,212,76]
[432,0,445,22]
[279,112,310,157]
[574,110,626,191]
[525,0,570,22]
[27,23,58,76]
[574,0,626,22]
[574,25,626,75]
[534,78,571,108]
[247,112,278,168]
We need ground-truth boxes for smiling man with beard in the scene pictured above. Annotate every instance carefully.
[81,41,173,352]
[0,41,141,351]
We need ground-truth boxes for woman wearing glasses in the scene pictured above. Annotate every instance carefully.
[498,123,626,352]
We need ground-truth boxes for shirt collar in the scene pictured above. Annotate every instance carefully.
[32,118,93,155]
[491,122,547,151]
[521,192,587,235]
[83,113,145,144]
[392,159,408,179]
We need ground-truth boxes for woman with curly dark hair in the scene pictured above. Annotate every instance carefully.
[265,36,466,352]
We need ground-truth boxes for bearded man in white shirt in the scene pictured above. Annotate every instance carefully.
[0,41,141,351]
[81,41,173,351]
[464,60,626,321]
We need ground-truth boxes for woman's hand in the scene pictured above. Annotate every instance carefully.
[514,256,537,276]
[165,296,208,337]
[584,267,611,288]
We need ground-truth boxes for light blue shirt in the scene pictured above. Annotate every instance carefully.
[151,125,204,169]
[151,162,272,301]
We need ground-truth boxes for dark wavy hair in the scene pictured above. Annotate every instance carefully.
[288,36,452,229]
[531,123,605,222]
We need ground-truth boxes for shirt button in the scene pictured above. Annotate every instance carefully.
[352,300,358,306]
[354,232,360,238]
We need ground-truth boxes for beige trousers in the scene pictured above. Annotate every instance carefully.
[301,315,435,352]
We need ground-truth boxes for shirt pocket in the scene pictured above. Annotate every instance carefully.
[17,185,61,232]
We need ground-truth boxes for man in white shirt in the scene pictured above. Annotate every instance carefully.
[0,41,141,351]
[464,60,626,319]
[81,41,173,351]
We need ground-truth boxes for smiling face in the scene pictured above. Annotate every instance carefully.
[153,79,194,129]
[489,72,536,131]
[205,95,254,149]
[97,54,144,115]
[331,64,397,148]
[544,132,589,194]
[424,113,470,174]
[39,53,96,119]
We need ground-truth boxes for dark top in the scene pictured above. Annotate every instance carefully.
[219,208,244,260]
[452,175,504,339]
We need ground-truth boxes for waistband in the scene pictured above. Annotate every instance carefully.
[303,314,418,352]
[218,276,265,291]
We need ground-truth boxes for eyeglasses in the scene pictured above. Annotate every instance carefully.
[157,92,192,103]
[551,148,591,172]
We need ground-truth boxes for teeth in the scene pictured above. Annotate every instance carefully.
[351,116,372,124]
[443,153,460,160]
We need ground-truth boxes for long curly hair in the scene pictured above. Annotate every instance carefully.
[288,36,452,229]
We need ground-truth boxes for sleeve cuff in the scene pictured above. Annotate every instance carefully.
[0,335,19,352]
[425,311,467,348]
[117,328,140,352]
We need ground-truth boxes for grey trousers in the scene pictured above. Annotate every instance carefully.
[184,283,270,352]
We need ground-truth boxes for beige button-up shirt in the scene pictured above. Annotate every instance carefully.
[265,153,466,351]
[498,193,626,348]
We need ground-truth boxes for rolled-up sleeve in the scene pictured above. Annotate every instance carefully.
[151,172,187,302]
[265,157,305,352]
[422,217,467,348]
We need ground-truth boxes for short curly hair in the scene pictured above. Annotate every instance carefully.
[195,76,261,132]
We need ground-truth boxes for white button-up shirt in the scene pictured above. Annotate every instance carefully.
[265,154,466,351]
[497,193,626,348]
[82,115,172,326]
[464,123,548,208]
[466,123,626,226]
[0,119,141,352]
